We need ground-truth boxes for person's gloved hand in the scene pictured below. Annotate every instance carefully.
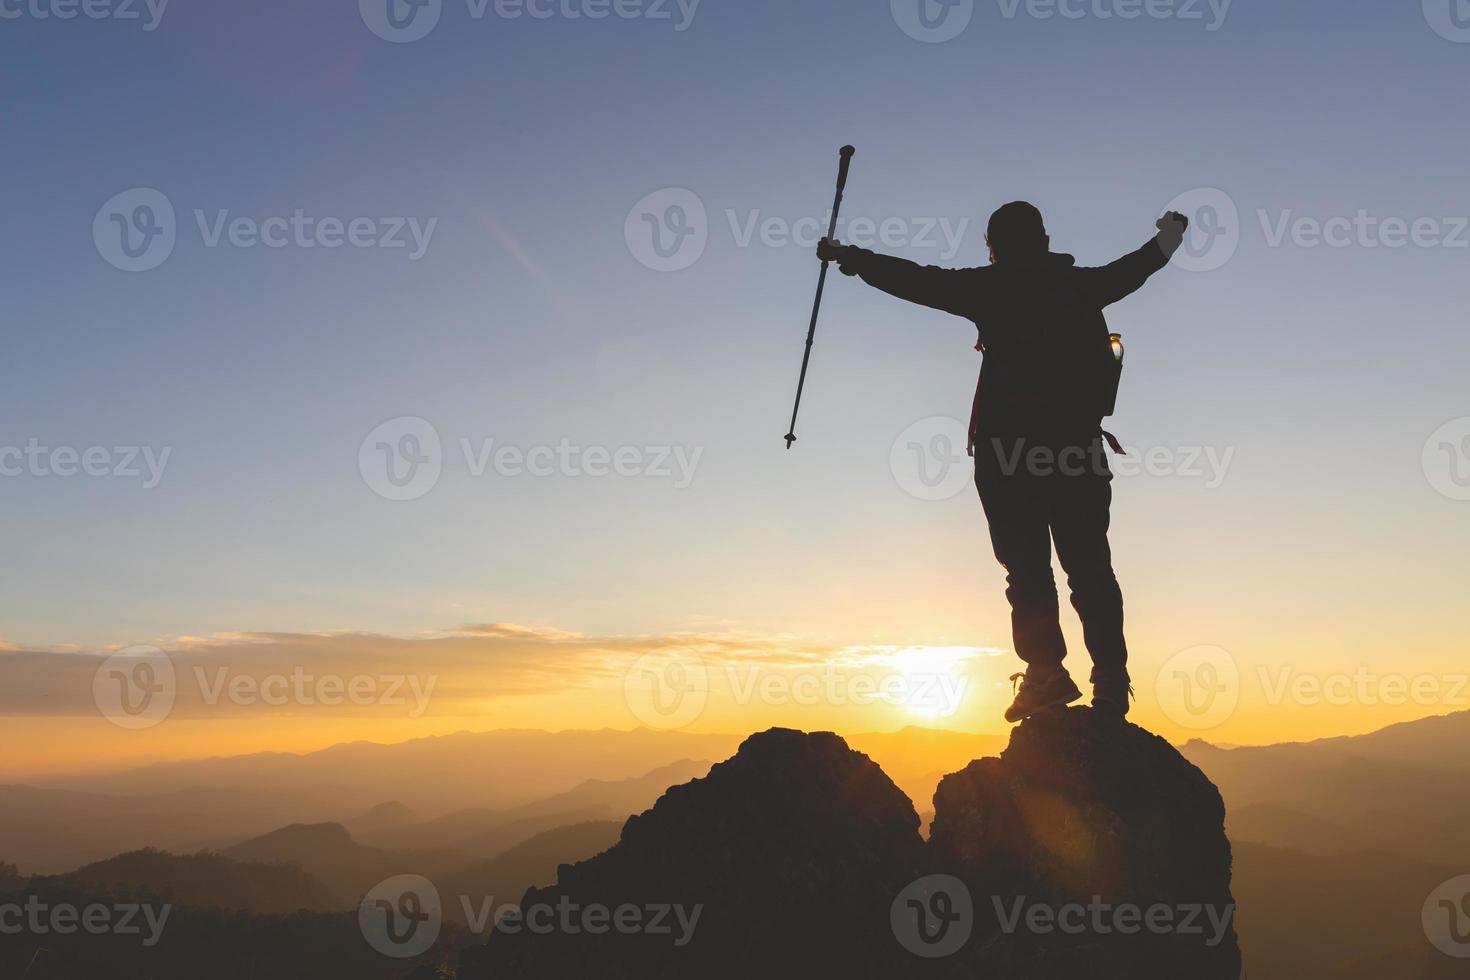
[817,237,861,275]
[817,236,851,263]
[1155,210,1190,258]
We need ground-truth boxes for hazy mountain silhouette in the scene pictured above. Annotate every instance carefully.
[66,847,339,913]
[43,729,745,816]
[344,800,417,833]
[9,728,993,875]
[223,822,456,907]
[0,873,475,979]
[1181,713,1470,867]
[1232,841,1465,978]
[439,820,625,926]
[462,711,1240,978]
[360,760,710,855]
[0,783,335,873]
[1230,708,1470,771]
[1225,802,1379,855]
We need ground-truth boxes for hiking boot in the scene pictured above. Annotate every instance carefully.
[1092,672,1134,716]
[1004,668,1082,723]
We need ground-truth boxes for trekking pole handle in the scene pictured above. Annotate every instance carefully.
[835,145,855,192]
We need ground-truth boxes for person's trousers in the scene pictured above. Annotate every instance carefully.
[973,434,1128,680]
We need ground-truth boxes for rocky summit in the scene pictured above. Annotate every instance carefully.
[460,710,1241,979]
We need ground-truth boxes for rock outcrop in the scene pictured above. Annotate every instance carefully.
[460,710,1241,979]
[460,728,926,978]
[927,707,1240,978]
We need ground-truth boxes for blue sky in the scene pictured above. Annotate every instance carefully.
[3,0,1468,714]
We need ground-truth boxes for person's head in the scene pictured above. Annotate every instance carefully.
[986,201,1049,263]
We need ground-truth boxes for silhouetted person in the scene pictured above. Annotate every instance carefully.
[818,204,1188,721]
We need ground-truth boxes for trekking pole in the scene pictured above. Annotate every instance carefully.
[783,144,855,449]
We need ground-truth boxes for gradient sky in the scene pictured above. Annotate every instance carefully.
[2,0,1469,765]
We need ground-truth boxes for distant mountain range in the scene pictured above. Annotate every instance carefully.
[357,759,711,855]
[67,847,341,914]
[1181,709,1470,869]
[1,727,1001,873]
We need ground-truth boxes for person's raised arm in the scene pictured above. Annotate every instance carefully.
[817,237,977,319]
[1074,211,1189,308]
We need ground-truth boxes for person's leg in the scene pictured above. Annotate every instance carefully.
[975,437,1068,671]
[1048,439,1130,703]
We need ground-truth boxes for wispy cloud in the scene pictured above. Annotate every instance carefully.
[0,625,1002,720]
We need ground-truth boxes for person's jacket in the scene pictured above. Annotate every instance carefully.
[833,239,1169,446]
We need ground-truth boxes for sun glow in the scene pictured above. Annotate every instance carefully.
[865,645,987,720]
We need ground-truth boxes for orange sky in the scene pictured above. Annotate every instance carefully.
[3,623,1464,780]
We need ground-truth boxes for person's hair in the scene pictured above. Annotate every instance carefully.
[986,201,1048,260]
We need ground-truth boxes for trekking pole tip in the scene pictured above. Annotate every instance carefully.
[783,433,796,449]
